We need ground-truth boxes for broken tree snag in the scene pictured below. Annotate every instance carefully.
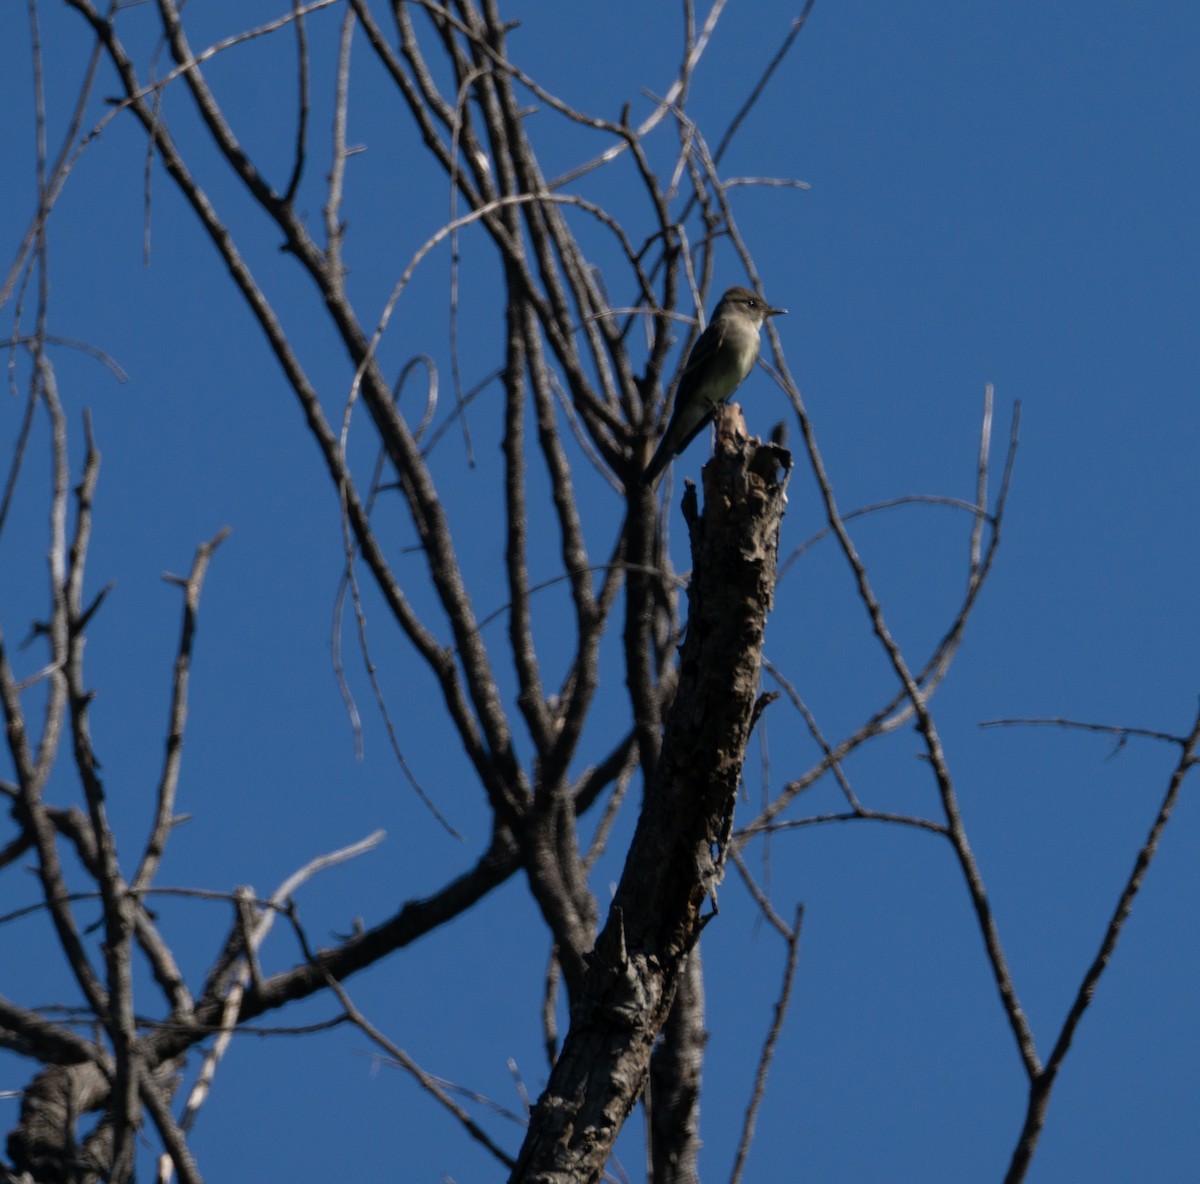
[705,401,793,509]
[508,405,791,1184]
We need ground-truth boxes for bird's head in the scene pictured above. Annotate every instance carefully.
[715,286,787,327]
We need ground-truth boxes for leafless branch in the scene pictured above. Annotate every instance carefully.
[288,908,517,1169]
[729,904,804,1184]
[1003,706,1200,1181]
[980,716,1190,749]
[133,529,231,895]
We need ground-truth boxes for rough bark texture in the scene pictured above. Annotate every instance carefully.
[648,950,706,1184]
[5,1063,110,1184]
[508,409,790,1183]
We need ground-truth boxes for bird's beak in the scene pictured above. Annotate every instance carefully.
[767,305,787,318]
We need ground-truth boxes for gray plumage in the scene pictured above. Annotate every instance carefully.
[642,285,785,487]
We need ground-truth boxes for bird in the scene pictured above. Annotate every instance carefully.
[641,285,786,488]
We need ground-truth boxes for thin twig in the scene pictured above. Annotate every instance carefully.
[321,3,354,284]
[739,809,947,838]
[281,0,312,206]
[729,904,805,1184]
[778,493,986,579]
[712,2,818,165]
[546,0,735,189]
[287,906,517,1168]
[969,384,994,576]
[1003,706,1200,1182]
[168,832,385,1154]
[134,528,231,894]
[980,716,1188,748]
[144,1064,205,1184]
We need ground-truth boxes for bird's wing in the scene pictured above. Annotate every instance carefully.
[678,321,725,383]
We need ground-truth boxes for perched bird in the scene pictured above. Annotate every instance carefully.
[642,285,786,487]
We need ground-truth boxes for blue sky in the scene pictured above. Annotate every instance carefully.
[2,2,1199,1181]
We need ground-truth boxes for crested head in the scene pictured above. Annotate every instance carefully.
[713,285,787,325]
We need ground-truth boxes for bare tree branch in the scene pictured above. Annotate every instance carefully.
[1002,705,1200,1182]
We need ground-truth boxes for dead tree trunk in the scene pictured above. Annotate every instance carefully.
[509,410,790,1183]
